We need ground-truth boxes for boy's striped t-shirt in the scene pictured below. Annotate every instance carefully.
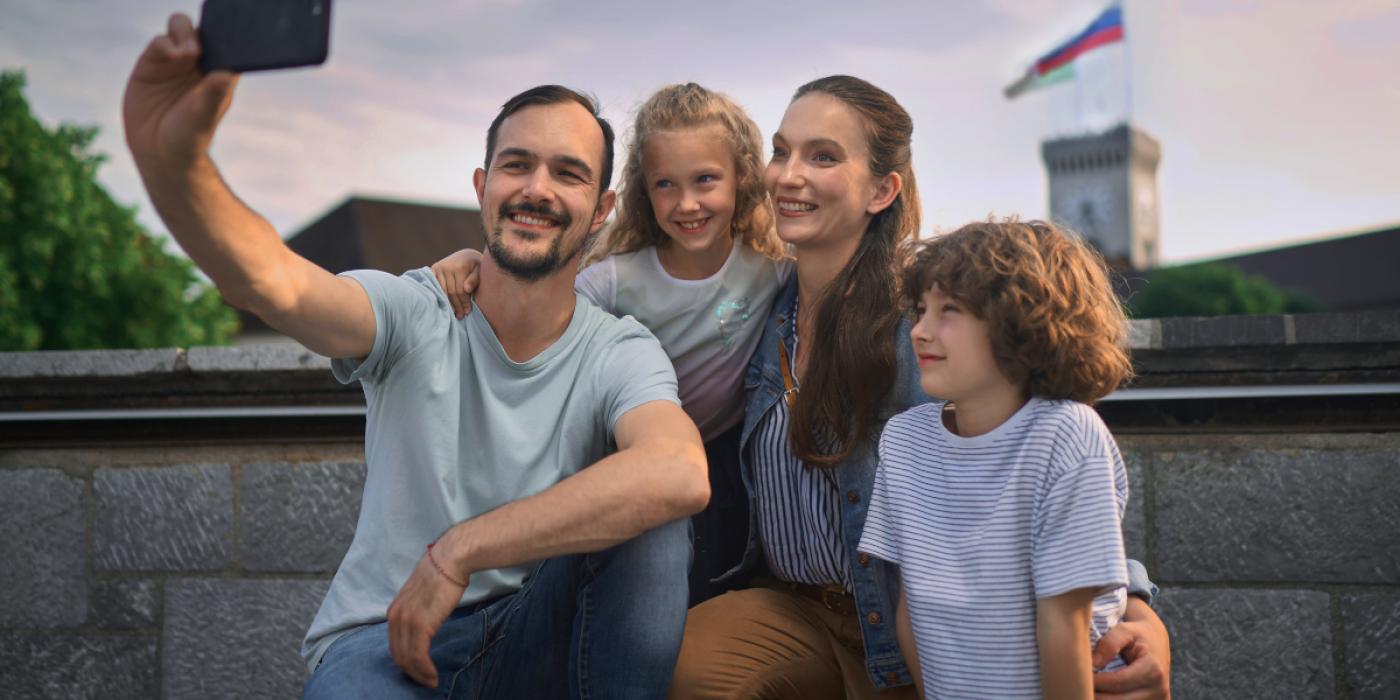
[858,398,1129,698]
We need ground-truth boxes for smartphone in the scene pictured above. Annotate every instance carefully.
[197,0,332,74]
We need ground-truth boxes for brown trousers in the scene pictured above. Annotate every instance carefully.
[669,582,919,700]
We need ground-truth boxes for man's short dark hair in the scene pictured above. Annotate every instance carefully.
[484,85,615,196]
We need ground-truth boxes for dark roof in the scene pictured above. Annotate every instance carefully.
[239,196,486,335]
[287,196,486,275]
[1205,223,1400,312]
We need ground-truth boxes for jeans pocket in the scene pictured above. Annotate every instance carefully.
[444,600,510,698]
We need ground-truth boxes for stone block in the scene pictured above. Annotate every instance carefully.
[1159,314,1286,349]
[240,461,365,572]
[186,344,332,372]
[0,634,158,699]
[1293,310,1400,345]
[90,579,160,629]
[1340,592,1400,699]
[1153,449,1400,583]
[0,469,87,627]
[163,578,329,700]
[1155,588,1333,699]
[0,348,181,378]
[94,465,233,571]
[1120,448,1147,563]
[1126,318,1160,351]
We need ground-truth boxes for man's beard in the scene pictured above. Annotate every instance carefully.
[487,201,588,282]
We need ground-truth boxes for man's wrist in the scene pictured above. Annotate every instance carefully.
[436,523,477,583]
[425,542,467,587]
[135,148,212,191]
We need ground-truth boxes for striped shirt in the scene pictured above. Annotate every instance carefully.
[750,331,852,590]
[859,398,1129,698]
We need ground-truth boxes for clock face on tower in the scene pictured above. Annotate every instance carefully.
[1066,180,1114,244]
[1043,127,1160,269]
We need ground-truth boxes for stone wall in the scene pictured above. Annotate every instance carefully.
[3,311,1399,698]
[0,444,363,699]
[1118,434,1400,699]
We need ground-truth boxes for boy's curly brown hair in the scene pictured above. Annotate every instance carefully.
[902,219,1133,404]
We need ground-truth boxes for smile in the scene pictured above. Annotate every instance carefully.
[509,213,559,229]
[776,199,817,214]
[675,217,711,232]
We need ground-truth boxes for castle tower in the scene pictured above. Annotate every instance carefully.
[1042,125,1161,270]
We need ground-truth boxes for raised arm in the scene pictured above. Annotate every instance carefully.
[386,399,709,686]
[123,14,374,358]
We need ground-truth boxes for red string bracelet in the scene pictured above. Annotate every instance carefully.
[426,542,467,588]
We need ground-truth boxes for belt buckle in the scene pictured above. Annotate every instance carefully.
[820,586,842,612]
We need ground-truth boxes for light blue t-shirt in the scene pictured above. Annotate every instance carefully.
[301,268,680,669]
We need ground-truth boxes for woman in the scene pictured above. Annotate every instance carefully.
[670,76,1170,699]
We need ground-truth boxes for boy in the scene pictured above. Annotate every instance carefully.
[859,219,1135,698]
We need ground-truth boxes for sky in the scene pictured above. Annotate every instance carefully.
[3,0,1398,264]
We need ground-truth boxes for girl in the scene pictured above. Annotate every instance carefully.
[669,76,1170,700]
[431,83,789,605]
[860,219,1135,699]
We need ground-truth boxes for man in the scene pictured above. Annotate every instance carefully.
[124,14,710,699]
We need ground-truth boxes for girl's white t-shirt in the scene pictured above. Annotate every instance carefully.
[575,244,788,441]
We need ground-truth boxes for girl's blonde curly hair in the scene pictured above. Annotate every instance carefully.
[903,219,1134,403]
[582,83,784,267]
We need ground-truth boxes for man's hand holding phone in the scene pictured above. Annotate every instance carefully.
[125,2,331,170]
[124,13,237,171]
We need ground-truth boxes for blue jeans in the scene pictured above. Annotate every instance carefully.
[302,517,692,699]
[689,422,750,607]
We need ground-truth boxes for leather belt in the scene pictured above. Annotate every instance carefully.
[773,579,857,618]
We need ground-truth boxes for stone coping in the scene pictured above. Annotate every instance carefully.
[0,345,333,379]
[1136,310,1400,351]
[0,311,1396,404]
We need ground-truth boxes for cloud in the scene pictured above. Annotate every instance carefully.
[4,0,1398,263]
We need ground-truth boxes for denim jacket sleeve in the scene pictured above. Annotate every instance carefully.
[1126,559,1159,605]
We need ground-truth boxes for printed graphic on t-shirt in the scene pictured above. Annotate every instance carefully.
[715,298,751,348]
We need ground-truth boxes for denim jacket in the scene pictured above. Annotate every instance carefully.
[719,274,1157,690]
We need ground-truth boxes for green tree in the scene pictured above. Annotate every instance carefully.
[0,70,237,351]
[1129,262,1324,318]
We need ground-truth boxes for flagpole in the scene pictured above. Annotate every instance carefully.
[1123,0,1133,127]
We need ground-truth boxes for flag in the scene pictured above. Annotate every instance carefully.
[1005,6,1125,100]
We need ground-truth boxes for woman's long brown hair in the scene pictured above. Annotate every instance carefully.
[788,75,921,467]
